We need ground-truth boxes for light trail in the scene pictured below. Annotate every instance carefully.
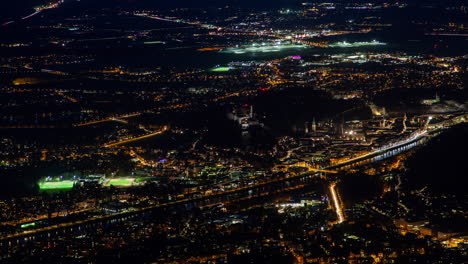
[1,1,63,26]
[425,33,468,37]
[110,118,128,124]
[129,150,151,166]
[1,21,14,27]
[74,113,141,127]
[309,168,338,174]
[329,182,345,223]
[75,119,114,127]
[134,14,211,27]
[21,11,41,20]
[103,126,168,147]
[55,90,78,103]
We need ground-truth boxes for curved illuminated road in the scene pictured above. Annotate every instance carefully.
[329,183,345,223]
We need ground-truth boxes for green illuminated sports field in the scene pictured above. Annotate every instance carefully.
[105,178,135,187]
[39,180,76,190]
[210,66,231,72]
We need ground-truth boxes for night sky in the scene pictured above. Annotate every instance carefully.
[0,0,300,20]
[1,0,461,20]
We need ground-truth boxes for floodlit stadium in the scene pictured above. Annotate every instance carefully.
[39,180,76,190]
[210,66,231,72]
[105,178,135,187]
